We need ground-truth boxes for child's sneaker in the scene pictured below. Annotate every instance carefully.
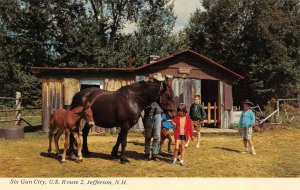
[179,161,186,167]
[185,143,189,148]
[241,149,248,154]
[251,149,256,155]
[177,155,181,161]
[196,143,200,148]
[171,160,177,165]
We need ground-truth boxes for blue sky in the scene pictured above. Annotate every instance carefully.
[123,0,203,33]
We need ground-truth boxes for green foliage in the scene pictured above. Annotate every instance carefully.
[186,0,300,105]
[0,0,180,105]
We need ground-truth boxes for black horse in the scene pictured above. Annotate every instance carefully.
[69,80,176,164]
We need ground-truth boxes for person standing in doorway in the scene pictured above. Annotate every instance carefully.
[187,95,206,148]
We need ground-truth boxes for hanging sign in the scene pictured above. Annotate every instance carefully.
[178,68,191,74]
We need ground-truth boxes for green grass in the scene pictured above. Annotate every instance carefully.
[0,109,299,177]
[0,126,299,177]
[0,109,41,127]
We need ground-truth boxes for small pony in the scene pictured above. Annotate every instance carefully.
[47,103,95,163]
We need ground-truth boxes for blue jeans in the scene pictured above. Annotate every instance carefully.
[145,114,162,155]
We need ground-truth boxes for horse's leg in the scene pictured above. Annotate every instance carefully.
[111,127,122,160]
[119,123,130,164]
[54,128,64,157]
[61,128,70,163]
[68,120,81,156]
[47,128,54,155]
[82,123,92,156]
[73,130,83,162]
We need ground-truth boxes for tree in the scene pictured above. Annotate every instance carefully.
[0,0,180,104]
[128,0,177,66]
[186,0,300,105]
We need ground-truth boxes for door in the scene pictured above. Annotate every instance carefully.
[171,78,201,110]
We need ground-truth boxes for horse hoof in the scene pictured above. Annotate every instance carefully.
[60,160,65,164]
[75,159,83,163]
[56,154,62,159]
[70,154,77,160]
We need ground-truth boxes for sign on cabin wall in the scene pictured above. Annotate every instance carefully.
[178,67,191,74]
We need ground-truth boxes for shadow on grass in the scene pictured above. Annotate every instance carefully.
[40,150,82,163]
[24,125,42,133]
[41,149,173,164]
[213,147,241,153]
[127,140,145,146]
[73,150,146,162]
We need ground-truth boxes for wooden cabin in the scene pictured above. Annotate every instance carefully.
[31,50,244,132]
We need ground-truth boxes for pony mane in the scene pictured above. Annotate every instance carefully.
[71,106,85,114]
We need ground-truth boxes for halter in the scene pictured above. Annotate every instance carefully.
[146,81,174,111]
[146,81,163,102]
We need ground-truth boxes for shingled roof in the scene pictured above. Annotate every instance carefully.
[31,49,244,80]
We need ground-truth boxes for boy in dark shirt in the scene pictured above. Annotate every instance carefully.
[187,95,206,148]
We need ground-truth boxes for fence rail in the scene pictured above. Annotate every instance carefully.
[0,92,41,126]
[202,102,218,127]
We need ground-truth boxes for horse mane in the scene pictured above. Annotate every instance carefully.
[119,81,148,90]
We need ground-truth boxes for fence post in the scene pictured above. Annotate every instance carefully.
[276,100,280,116]
[298,94,300,108]
[207,102,211,124]
[15,92,22,125]
[202,102,205,127]
[214,102,217,127]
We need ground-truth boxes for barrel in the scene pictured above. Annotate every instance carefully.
[0,126,24,139]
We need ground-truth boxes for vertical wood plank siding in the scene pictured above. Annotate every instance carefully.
[172,78,201,111]
[224,83,233,110]
[43,78,135,133]
[42,79,63,131]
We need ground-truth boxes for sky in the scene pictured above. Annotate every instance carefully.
[123,0,203,34]
[172,0,203,33]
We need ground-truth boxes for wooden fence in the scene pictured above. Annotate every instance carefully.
[202,102,218,127]
[0,92,41,126]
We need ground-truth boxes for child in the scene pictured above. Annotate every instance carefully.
[187,95,206,148]
[159,113,175,154]
[171,103,194,167]
[238,99,256,155]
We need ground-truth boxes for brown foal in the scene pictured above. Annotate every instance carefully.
[47,103,95,163]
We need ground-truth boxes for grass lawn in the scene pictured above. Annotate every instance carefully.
[0,125,299,177]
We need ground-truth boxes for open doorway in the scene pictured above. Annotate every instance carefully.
[201,80,219,128]
[201,80,218,103]
[80,79,104,90]
[80,84,100,90]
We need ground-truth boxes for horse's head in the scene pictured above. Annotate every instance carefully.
[83,102,95,127]
[156,82,176,118]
